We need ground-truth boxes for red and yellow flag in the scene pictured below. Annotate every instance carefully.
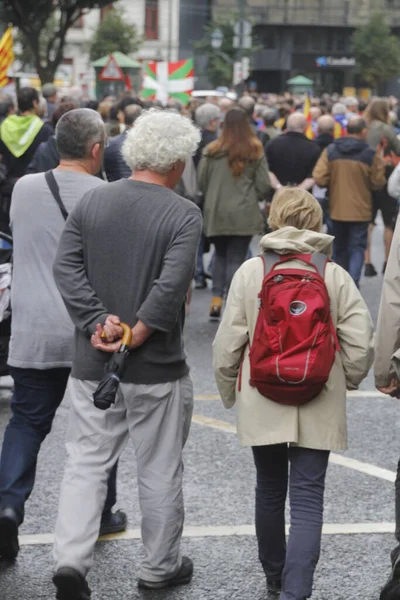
[0,27,14,88]
[303,93,314,140]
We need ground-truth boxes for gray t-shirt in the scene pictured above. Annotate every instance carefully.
[8,171,105,369]
[53,179,202,384]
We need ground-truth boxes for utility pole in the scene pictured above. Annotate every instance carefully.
[237,0,246,97]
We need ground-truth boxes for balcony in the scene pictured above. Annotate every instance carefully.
[212,0,400,28]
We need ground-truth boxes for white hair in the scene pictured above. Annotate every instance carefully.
[344,96,359,108]
[195,103,221,128]
[332,102,346,116]
[122,109,201,173]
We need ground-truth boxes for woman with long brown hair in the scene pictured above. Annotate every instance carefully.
[364,97,400,277]
[198,107,270,319]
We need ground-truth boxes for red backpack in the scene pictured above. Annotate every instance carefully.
[248,252,339,406]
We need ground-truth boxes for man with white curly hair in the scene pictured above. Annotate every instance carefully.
[51,109,202,600]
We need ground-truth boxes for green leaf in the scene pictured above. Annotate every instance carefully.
[352,11,400,89]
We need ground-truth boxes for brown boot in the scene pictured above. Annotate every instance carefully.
[209,296,223,320]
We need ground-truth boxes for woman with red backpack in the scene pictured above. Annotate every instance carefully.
[213,187,374,600]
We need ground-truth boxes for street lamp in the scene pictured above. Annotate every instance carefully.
[211,28,224,50]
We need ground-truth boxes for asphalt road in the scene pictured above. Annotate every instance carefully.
[0,226,398,600]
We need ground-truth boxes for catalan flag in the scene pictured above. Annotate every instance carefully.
[0,27,13,88]
[303,93,314,140]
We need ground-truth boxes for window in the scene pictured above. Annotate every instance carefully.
[293,30,308,51]
[324,29,334,52]
[335,31,349,52]
[72,13,84,28]
[310,32,322,51]
[256,28,277,50]
[264,30,277,50]
[145,0,159,40]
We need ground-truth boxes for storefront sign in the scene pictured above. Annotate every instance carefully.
[316,56,356,68]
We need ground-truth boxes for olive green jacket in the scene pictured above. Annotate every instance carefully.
[198,149,271,238]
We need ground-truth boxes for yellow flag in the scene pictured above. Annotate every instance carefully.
[0,27,14,88]
[303,93,314,140]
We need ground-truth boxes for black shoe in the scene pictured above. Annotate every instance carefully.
[364,263,378,277]
[99,509,127,537]
[0,507,19,560]
[138,556,193,589]
[383,262,387,275]
[267,579,282,598]
[53,567,91,600]
[195,278,207,290]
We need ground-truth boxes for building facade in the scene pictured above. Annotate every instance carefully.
[210,0,400,94]
[62,0,181,92]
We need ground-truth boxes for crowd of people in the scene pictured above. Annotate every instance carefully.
[0,84,400,600]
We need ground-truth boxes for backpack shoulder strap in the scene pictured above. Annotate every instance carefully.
[260,251,280,276]
[44,170,69,221]
[309,252,329,277]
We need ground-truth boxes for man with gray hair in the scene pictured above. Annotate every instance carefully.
[332,102,348,136]
[239,95,270,148]
[42,83,58,120]
[266,112,321,190]
[262,107,280,141]
[0,109,126,563]
[193,102,221,288]
[194,102,220,167]
[52,109,202,599]
[219,96,234,121]
[344,96,359,120]
[104,103,143,181]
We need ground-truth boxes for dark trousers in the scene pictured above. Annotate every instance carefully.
[331,221,369,286]
[395,460,400,543]
[0,367,118,525]
[252,444,330,600]
[211,235,251,297]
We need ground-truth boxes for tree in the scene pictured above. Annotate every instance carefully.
[352,11,400,91]
[0,0,117,84]
[195,21,236,89]
[89,7,141,62]
[195,18,260,89]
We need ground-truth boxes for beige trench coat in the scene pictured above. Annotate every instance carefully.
[375,215,400,386]
[213,227,375,451]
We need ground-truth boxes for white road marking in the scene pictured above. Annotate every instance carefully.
[192,415,397,483]
[18,522,396,547]
[194,390,386,401]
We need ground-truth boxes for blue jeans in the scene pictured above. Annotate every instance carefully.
[331,221,369,286]
[211,235,252,297]
[0,367,118,525]
[252,444,329,600]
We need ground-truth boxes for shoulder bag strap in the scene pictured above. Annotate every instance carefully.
[309,252,328,277]
[260,251,280,276]
[44,170,69,221]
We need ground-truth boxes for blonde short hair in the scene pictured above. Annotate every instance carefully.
[268,187,323,232]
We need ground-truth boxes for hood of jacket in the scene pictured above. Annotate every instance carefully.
[333,136,367,155]
[260,226,334,257]
[0,114,44,158]
[315,132,334,151]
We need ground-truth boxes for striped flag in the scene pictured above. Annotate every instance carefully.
[0,27,14,88]
[303,93,314,140]
[142,59,194,106]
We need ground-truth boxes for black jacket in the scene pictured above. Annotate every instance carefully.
[315,133,334,153]
[26,136,59,174]
[194,129,217,169]
[104,132,131,182]
[266,131,321,186]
